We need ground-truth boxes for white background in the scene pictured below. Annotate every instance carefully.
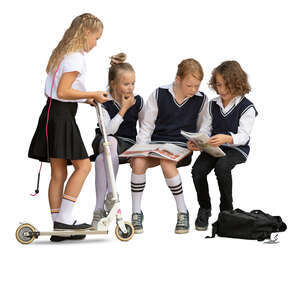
[1,0,299,299]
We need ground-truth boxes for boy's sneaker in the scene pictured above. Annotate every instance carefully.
[195,208,211,231]
[91,209,107,229]
[104,192,118,213]
[175,211,189,234]
[131,211,144,234]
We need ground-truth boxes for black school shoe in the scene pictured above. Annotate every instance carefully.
[50,221,91,242]
[195,208,211,231]
[54,221,93,230]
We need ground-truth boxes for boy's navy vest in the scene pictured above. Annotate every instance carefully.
[97,95,143,142]
[151,87,206,145]
[210,97,258,158]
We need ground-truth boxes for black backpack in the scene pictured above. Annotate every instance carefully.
[207,209,287,241]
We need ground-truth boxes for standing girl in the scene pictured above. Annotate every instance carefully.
[188,60,258,231]
[90,54,145,228]
[28,13,108,241]
[131,58,207,234]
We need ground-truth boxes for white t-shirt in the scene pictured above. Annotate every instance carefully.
[44,51,87,103]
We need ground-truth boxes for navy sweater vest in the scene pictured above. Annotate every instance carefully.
[210,97,258,157]
[99,95,143,142]
[151,87,206,144]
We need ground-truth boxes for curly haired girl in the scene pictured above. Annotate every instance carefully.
[187,60,258,231]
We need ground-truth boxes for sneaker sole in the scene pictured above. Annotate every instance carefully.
[175,229,189,234]
[195,226,208,231]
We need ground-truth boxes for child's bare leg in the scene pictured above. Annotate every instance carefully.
[49,158,67,221]
[159,159,178,178]
[64,158,92,197]
[132,157,160,174]
[56,158,91,224]
[160,159,187,213]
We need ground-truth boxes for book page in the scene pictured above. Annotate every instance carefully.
[181,130,225,157]
[119,143,191,162]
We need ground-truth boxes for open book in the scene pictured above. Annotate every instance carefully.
[181,130,226,157]
[119,143,191,162]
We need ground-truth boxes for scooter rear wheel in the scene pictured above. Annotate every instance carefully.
[115,221,134,241]
[16,223,36,245]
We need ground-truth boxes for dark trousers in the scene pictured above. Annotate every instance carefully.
[191,148,246,211]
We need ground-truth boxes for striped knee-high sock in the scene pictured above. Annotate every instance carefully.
[131,173,146,213]
[51,208,60,222]
[56,194,77,225]
[165,174,187,213]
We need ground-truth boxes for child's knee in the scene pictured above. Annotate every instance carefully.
[51,169,68,183]
[214,161,231,178]
[107,136,118,151]
[160,159,176,171]
[107,136,117,145]
[132,157,147,173]
[75,160,92,175]
[191,164,210,178]
[95,153,105,165]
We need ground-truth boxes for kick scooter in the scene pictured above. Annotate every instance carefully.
[16,101,134,244]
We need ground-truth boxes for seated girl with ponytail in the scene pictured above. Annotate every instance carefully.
[90,53,145,228]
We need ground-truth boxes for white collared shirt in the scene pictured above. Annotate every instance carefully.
[101,92,146,135]
[136,83,208,144]
[200,96,256,146]
[44,52,87,103]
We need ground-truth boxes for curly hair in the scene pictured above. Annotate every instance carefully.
[46,13,103,74]
[209,61,251,96]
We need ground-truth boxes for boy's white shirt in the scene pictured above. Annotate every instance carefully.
[101,92,145,135]
[136,83,208,144]
[199,96,256,146]
[44,51,87,103]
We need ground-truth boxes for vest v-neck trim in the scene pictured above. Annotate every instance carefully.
[112,99,121,110]
[218,96,245,117]
[172,96,191,108]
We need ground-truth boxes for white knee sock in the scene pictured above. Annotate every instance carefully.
[131,173,146,213]
[51,208,60,223]
[95,153,107,211]
[104,137,119,194]
[56,194,77,224]
[165,174,187,213]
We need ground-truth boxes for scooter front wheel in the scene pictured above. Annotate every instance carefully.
[16,223,36,245]
[115,222,134,242]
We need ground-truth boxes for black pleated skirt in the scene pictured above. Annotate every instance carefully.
[28,98,89,164]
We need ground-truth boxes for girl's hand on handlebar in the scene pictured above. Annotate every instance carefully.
[94,91,109,104]
[86,98,97,106]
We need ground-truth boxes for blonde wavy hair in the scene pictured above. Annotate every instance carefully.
[46,13,103,73]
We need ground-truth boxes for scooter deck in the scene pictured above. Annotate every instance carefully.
[34,229,108,237]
